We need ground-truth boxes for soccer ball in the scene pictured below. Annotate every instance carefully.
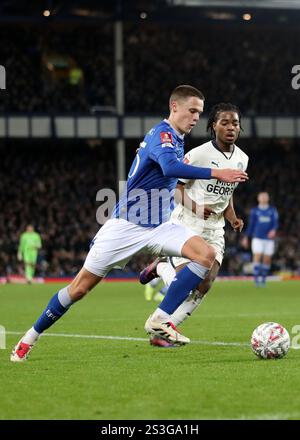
[251,322,290,359]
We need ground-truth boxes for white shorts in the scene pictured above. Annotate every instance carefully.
[170,227,225,268]
[84,218,197,277]
[251,238,275,256]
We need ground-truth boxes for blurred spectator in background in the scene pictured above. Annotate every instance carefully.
[17,224,42,283]
[242,192,279,286]
[69,66,84,87]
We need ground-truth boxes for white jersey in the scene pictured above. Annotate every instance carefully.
[171,140,249,232]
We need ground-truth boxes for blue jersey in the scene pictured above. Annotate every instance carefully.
[245,205,279,239]
[112,120,185,227]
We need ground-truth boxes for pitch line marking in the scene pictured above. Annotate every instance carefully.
[234,412,300,420]
[6,330,249,347]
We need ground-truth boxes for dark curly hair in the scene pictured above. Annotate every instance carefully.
[207,103,242,138]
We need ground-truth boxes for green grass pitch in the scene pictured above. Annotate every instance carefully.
[0,280,300,420]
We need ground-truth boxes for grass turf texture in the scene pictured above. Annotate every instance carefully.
[0,280,300,420]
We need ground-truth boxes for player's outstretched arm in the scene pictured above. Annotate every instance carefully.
[157,153,248,183]
[211,168,248,183]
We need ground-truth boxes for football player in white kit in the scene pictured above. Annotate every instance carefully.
[140,103,249,347]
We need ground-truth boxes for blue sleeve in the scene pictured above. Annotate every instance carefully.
[245,208,256,237]
[148,130,177,162]
[156,151,212,180]
[271,208,279,230]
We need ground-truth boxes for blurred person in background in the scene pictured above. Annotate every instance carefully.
[18,224,42,283]
[144,277,168,302]
[242,192,279,287]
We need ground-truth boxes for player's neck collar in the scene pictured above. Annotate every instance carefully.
[164,119,185,140]
[211,139,235,160]
[258,204,269,210]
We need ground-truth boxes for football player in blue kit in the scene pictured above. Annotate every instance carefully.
[11,85,248,361]
[242,192,279,286]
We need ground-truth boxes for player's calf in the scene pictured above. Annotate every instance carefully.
[196,274,215,295]
[68,268,101,301]
[10,269,102,362]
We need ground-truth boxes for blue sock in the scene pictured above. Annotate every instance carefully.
[261,264,270,284]
[159,262,208,315]
[33,291,72,334]
[253,263,261,285]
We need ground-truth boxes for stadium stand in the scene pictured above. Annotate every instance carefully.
[1,139,299,277]
[0,24,299,114]
[0,25,114,113]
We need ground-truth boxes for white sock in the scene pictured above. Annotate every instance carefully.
[171,289,205,327]
[157,261,176,287]
[22,327,40,345]
[58,286,73,308]
[149,278,161,288]
[151,307,171,322]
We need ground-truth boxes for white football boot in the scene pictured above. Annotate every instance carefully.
[144,315,190,345]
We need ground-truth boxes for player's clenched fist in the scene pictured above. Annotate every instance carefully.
[231,218,244,232]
